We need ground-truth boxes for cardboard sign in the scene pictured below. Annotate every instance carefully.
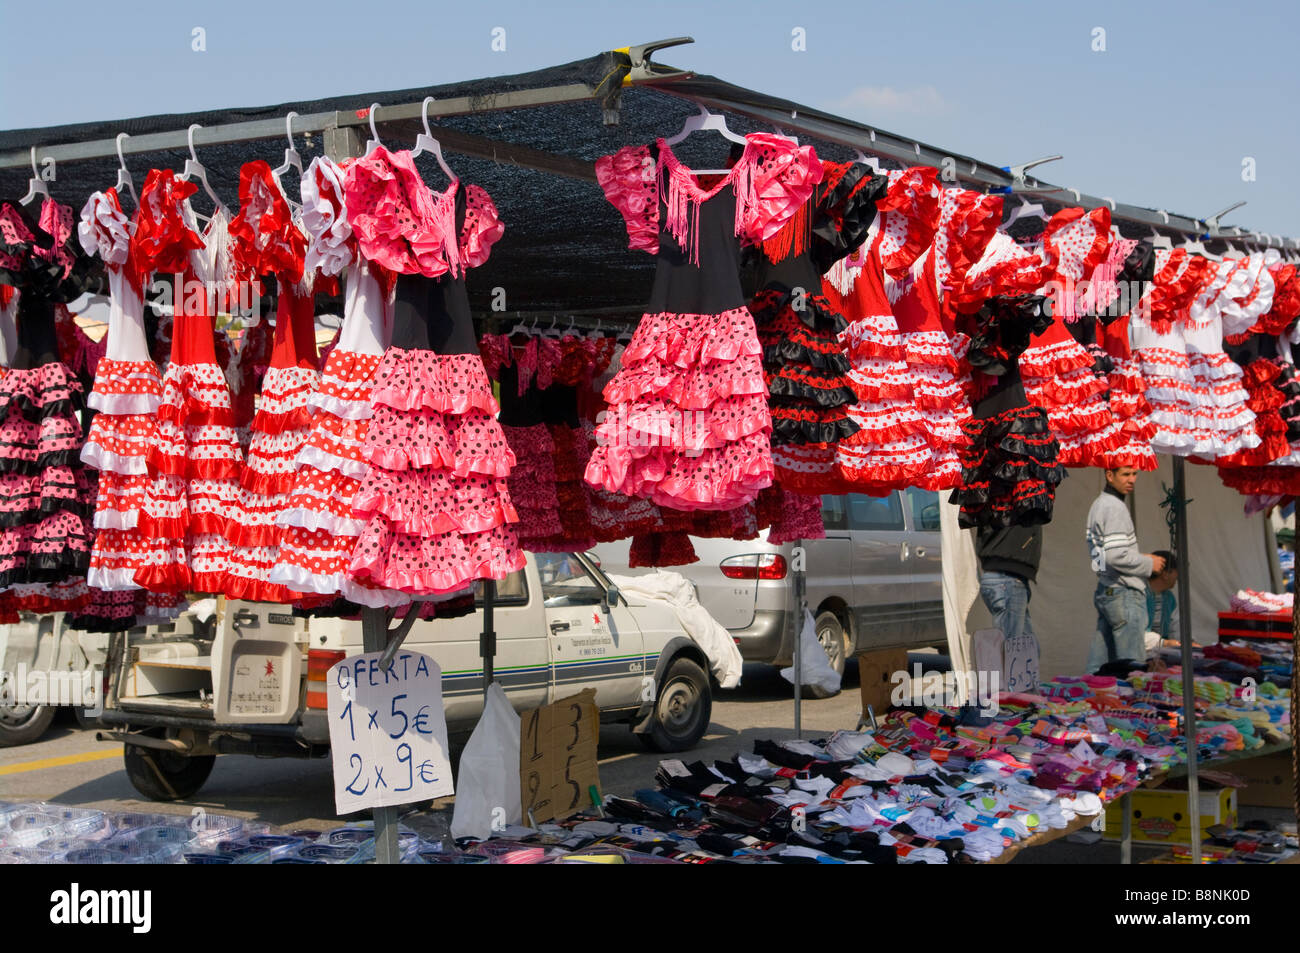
[326,651,454,815]
[519,689,600,823]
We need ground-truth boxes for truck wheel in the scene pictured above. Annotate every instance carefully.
[806,611,848,700]
[640,657,712,753]
[0,703,57,747]
[123,731,216,801]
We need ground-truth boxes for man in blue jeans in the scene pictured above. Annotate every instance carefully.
[1085,466,1166,672]
[976,524,1042,694]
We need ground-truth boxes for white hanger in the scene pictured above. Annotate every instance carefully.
[271,112,304,214]
[1003,194,1047,229]
[272,112,303,180]
[411,97,457,185]
[508,313,532,337]
[19,147,50,206]
[1148,212,1174,251]
[1180,234,1221,262]
[664,105,746,146]
[364,103,384,154]
[853,150,882,174]
[114,134,139,210]
[662,105,745,176]
[179,124,227,219]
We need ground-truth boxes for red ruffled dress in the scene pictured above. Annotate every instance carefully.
[77,190,162,591]
[885,250,972,490]
[1018,208,1124,467]
[343,147,521,595]
[532,335,600,552]
[0,198,100,613]
[223,161,318,602]
[1092,239,1159,470]
[271,156,409,608]
[132,172,244,594]
[585,134,823,511]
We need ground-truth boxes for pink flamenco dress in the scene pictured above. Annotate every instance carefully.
[0,197,101,615]
[1018,208,1125,467]
[478,333,565,551]
[270,156,409,608]
[131,170,244,595]
[343,147,522,597]
[584,133,823,511]
[222,161,318,602]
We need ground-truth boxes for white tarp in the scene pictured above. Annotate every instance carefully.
[607,570,745,688]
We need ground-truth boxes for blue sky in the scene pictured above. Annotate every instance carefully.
[3,0,1296,237]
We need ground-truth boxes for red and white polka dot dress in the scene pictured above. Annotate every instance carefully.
[821,239,930,494]
[1019,208,1125,468]
[342,147,522,597]
[77,189,162,590]
[271,156,405,606]
[130,171,243,594]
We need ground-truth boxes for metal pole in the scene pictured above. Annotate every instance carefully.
[793,541,804,739]
[1172,457,1201,863]
[1120,792,1132,865]
[361,608,401,865]
[481,579,497,692]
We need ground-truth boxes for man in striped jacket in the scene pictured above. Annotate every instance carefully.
[1085,466,1166,672]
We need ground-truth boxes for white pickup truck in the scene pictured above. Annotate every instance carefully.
[96,552,715,801]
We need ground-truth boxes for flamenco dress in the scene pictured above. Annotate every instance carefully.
[1089,239,1159,470]
[823,236,930,494]
[1132,250,1260,459]
[132,171,243,594]
[584,133,823,511]
[223,161,318,602]
[1017,208,1124,467]
[0,197,102,613]
[76,189,163,594]
[270,157,409,608]
[749,159,885,492]
[479,335,564,550]
[951,293,1063,529]
[343,147,522,596]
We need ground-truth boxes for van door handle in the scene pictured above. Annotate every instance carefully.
[549,621,570,634]
[900,543,909,561]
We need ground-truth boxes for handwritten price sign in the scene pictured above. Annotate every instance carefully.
[520,688,600,824]
[326,651,454,815]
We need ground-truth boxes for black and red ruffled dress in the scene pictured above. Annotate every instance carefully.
[952,294,1064,529]
[0,198,101,612]
[748,160,885,491]
[343,147,522,596]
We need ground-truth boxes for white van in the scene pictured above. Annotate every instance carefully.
[592,489,945,696]
[96,552,715,801]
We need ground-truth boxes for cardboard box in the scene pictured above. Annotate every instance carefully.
[857,648,909,717]
[1231,752,1297,810]
[1103,783,1237,845]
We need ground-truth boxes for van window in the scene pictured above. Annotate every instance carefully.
[474,570,528,606]
[847,492,905,531]
[907,487,941,531]
[821,495,849,531]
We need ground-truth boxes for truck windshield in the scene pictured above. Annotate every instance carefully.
[536,553,605,606]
